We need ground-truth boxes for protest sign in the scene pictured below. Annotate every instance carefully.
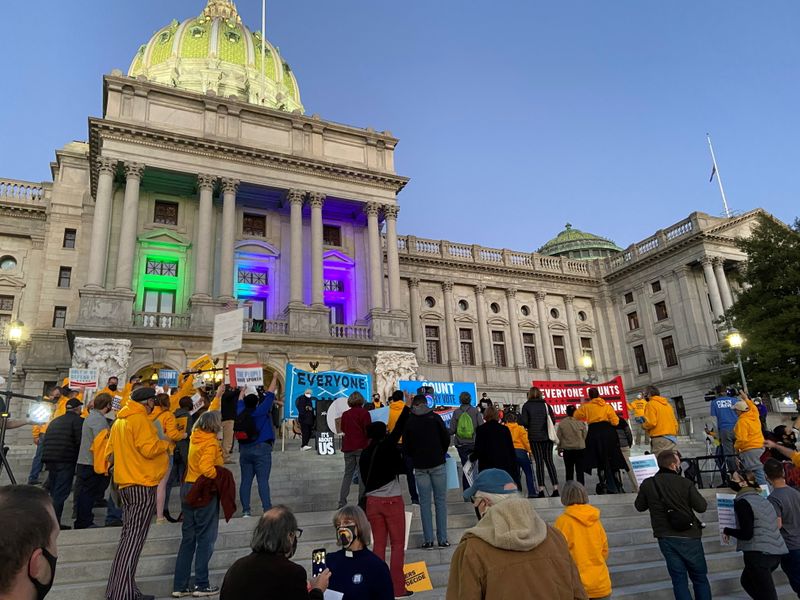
[532,376,628,420]
[398,380,477,408]
[717,493,736,546]
[157,369,179,389]
[189,393,205,415]
[212,309,244,356]
[403,562,433,593]
[111,395,123,412]
[630,454,659,486]
[317,431,336,456]
[69,368,99,390]
[370,406,390,424]
[228,364,264,388]
[284,363,371,419]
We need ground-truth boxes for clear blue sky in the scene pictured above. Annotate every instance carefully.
[2,1,798,250]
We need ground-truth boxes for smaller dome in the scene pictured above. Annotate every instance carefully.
[538,223,622,260]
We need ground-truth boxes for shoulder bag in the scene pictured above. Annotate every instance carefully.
[652,476,695,531]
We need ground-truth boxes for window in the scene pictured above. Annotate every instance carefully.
[550,308,560,319]
[459,328,475,366]
[323,279,344,292]
[323,225,342,247]
[242,213,266,237]
[0,315,9,343]
[424,296,436,308]
[425,326,442,364]
[238,269,268,285]
[521,305,530,316]
[457,299,469,311]
[651,280,662,293]
[63,228,77,249]
[633,344,648,374]
[624,292,634,304]
[580,337,594,363]
[145,259,178,277]
[627,311,640,331]
[662,336,678,367]
[143,289,176,314]
[654,301,669,321]
[492,331,507,367]
[154,201,178,226]
[578,310,587,322]
[52,306,67,328]
[490,302,500,314]
[523,332,538,369]
[57,266,72,288]
[0,295,13,311]
[552,335,568,370]
[0,256,17,271]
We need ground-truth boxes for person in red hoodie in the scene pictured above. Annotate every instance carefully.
[338,391,372,509]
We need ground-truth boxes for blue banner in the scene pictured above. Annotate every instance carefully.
[284,363,372,419]
[158,369,179,389]
[397,380,478,408]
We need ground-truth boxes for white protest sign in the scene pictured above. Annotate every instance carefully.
[630,454,659,487]
[212,308,244,356]
[229,364,263,388]
[190,392,205,415]
[717,493,737,546]
[111,395,123,412]
[69,368,99,390]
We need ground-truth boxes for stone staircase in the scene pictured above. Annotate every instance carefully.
[1,438,795,599]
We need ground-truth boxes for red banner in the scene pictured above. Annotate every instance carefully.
[532,376,628,421]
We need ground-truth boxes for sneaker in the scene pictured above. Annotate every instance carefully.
[551,490,560,498]
[420,542,434,550]
[396,591,415,598]
[193,586,219,597]
[537,491,545,498]
[105,520,123,527]
[301,445,313,451]
[27,480,42,486]
[241,511,252,518]
[156,517,167,524]
[172,591,192,598]
[438,541,450,548]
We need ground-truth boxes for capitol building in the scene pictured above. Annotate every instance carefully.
[0,0,770,433]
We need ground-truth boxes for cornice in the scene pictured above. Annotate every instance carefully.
[0,205,47,220]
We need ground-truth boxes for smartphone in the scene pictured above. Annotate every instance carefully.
[311,548,327,577]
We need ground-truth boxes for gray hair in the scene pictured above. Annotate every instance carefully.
[251,505,298,555]
[474,490,520,506]
[333,505,372,548]
[193,410,222,433]
[560,481,589,506]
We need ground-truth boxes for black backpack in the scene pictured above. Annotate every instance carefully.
[234,408,259,444]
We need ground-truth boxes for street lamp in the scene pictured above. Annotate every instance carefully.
[0,320,25,483]
[580,354,597,384]
[727,331,749,396]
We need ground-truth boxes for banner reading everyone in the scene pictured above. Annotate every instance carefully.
[397,380,478,408]
[284,363,371,419]
[532,376,628,420]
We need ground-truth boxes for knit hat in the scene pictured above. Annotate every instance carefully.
[733,400,749,412]
[130,387,156,403]
[463,468,518,502]
[65,398,83,410]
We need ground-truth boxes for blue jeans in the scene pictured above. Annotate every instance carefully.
[740,448,767,486]
[455,445,473,491]
[173,483,220,591]
[781,548,800,596]
[657,537,712,600]
[74,464,110,529]
[415,463,448,544]
[28,438,44,483]
[46,463,76,524]
[239,441,272,512]
[515,449,538,497]
[105,489,123,524]
[400,446,420,503]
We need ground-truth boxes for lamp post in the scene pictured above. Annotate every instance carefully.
[727,331,749,396]
[580,354,597,384]
[0,320,24,484]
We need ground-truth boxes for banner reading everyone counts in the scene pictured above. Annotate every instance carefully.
[532,376,628,420]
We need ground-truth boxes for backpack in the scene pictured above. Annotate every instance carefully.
[234,408,259,444]
[456,410,475,441]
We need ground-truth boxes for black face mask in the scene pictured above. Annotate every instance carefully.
[29,547,57,600]
[729,481,743,492]
[108,384,118,392]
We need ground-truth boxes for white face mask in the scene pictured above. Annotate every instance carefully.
[304,393,311,398]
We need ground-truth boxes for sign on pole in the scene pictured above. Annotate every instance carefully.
[212,309,244,356]
[69,368,99,390]
[397,380,478,408]
[157,369,179,389]
[532,376,629,420]
[228,364,264,388]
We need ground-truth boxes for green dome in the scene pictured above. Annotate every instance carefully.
[538,223,622,260]
[128,0,303,113]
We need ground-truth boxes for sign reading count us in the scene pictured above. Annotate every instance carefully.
[284,363,371,419]
[397,380,478,408]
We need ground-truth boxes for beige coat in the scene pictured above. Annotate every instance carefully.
[557,417,588,450]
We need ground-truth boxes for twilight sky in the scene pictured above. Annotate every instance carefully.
[2,1,798,250]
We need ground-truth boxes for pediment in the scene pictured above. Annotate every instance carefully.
[0,274,25,289]
[420,310,442,321]
[519,318,539,329]
[626,330,645,343]
[138,228,191,248]
[323,249,355,266]
[487,316,509,327]
[454,314,477,324]
[548,322,568,332]
[235,239,280,258]
[577,324,596,335]
[653,321,674,335]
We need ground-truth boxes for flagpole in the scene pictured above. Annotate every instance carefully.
[261,0,266,104]
[706,133,731,218]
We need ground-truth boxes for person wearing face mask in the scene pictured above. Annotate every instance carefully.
[74,392,113,529]
[0,485,60,600]
[733,395,767,487]
[326,505,394,600]
[104,386,171,600]
[723,469,788,600]
[98,376,120,397]
[635,450,711,600]
[296,389,316,451]
[28,385,64,486]
[220,505,330,599]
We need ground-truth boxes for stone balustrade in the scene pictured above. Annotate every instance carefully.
[330,324,372,340]
[602,214,700,274]
[244,319,289,335]
[132,311,191,329]
[0,177,47,204]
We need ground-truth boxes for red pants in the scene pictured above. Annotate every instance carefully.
[366,495,407,596]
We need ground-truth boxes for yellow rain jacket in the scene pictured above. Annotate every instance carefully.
[106,401,170,488]
[554,503,612,599]
[149,406,186,453]
[643,396,678,437]
[734,399,764,452]
[628,398,647,419]
[388,400,406,442]
[185,429,224,484]
[575,398,619,426]
[505,422,532,453]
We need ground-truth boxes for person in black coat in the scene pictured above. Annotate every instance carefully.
[295,389,316,450]
[471,406,518,482]
[41,397,83,526]
[519,386,560,496]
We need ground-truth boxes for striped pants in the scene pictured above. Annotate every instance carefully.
[106,485,156,600]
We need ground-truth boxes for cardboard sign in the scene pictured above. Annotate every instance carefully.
[189,393,205,415]
[630,454,659,486]
[111,394,123,412]
[69,368,99,390]
[403,562,433,592]
[532,376,628,420]
[317,431,336,456]
[398,380,478,408]
[212,309,244,356]
[157,369,179,389]
[284,363,371,419]
[229,364,264,388]
[717,493,736,546]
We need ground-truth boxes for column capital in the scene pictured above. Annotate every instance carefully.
[97,156,117,175]
[442,280,454,293]
[308,191,326,208]
[221,178,240,194]
[197,174,216,191]
[534,291,547,301]
[563,294,575,305]
[383,205,399,220]
[408,277,420,289]
[364,201,381,217]
[701,255,715,267]
[124,162,145,180]
[287,189,305,205]
[673,264,691,278]
[712,256,726,268]
[505,288,517,299]
[475,284,487,295]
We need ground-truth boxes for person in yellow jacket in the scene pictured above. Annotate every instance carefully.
[386,390,420,504]
[104,386,170,600]
[627,395,648,447]
[28,384,64,485]
[172,410,224,596]
[554,481,612,600]
[733,394,767,486]
[150,393,188,524]
[575,392,620,426]
[575,389,626,495]
[642,386,679,456]
[505,413,539,498]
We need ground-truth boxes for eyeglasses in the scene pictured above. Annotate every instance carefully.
[295,528,303,538]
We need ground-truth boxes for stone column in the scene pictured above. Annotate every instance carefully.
[564,295,581,370]
[288,189,305,305]
[442,280,460,364]
[663,271,691,350]
[535,292,553,368]
[713,257,734,310]
[408,278,424,361]
[86,157,117,288]
[365,202,384,311]
[701,256,725,319]
[590,297,611,373]
[219,178,239,299]
[475,285,493,365]
[309,192,325,307]
[113,163,145,290]
[384,205,402,312]
[506,288,524,367]
[193,174,216,297]
[675,265,709,346]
